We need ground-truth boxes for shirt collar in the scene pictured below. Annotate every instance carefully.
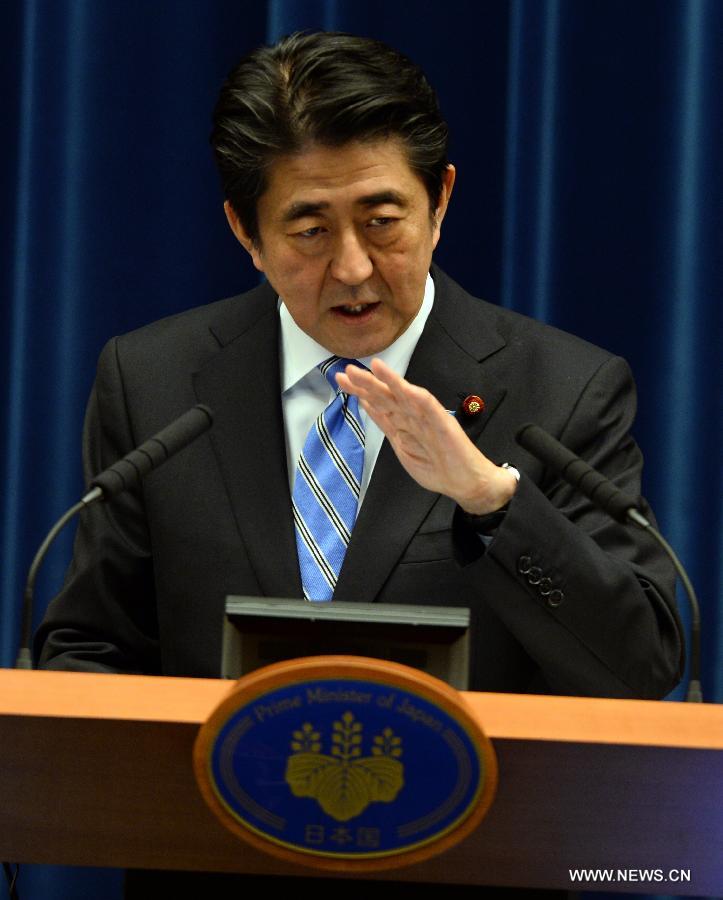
[279,272,435,393]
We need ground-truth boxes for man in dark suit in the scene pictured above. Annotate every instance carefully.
[37,32,681,697]
[36,260,682,698]
[34,29,683,899]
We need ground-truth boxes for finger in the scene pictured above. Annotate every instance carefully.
[334,371,367,399]
[358,397,399,436]
[335,366,382,398]
[339,369,408,420]
[343,360,449,437]
[368,358,410,395]
[359,390,407,425]
[336,365,395,405]
[369,358,445,419]
[339,363,376,386]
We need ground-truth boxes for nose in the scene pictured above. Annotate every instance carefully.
[329,230,373,285]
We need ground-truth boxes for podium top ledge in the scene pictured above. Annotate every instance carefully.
[1,668,721,750]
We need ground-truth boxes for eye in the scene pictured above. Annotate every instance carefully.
[292,226,326,239]
[289,225,326,241]
[368,217,395,228]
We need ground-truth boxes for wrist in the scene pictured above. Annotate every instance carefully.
[458,463,520,516]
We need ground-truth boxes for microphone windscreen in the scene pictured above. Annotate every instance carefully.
[90,405,213,498]
[516,423,640,523]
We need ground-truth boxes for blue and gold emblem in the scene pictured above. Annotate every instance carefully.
[194,657,497,871]
[286,711,404,821]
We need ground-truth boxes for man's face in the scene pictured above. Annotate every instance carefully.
[226,139,455,358]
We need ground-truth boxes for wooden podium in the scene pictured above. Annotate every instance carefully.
[0,668,721,895]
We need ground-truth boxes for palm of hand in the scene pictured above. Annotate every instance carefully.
[336,359,515,515]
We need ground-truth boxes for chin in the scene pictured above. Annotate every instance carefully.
[332,340,388,360]
[327,327,400,360]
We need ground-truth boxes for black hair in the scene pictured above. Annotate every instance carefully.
[210,31,449,244]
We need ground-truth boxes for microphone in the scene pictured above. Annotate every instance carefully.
[86,403,213,501]
[516,423,647,525]
[16,404,214,669]
[515,423,702,702]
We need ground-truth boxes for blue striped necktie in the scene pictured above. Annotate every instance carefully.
[292,356,366,601]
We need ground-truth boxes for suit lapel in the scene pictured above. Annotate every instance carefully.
[334,269,507,602]
[193,285,303,599]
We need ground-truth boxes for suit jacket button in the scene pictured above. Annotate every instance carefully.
[547,589,564,607]
[539,577,552,595]
[527,566,542,585]
[518,556,532,575]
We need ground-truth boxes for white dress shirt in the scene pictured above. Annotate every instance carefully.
[279,273,435,506]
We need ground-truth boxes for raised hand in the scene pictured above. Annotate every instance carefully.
[336,358,517,515]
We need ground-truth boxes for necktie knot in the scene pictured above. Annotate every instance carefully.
[318,356,364,394]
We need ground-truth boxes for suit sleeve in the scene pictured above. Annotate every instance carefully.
[34,338,161,674]
[468,355,684,699]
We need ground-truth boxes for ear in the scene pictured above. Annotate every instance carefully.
[431,164,456,248]
[224,200,264,273]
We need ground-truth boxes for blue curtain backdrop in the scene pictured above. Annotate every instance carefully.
[1,1,720,898]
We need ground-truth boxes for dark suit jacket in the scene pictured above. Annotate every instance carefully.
[36,266,683,698]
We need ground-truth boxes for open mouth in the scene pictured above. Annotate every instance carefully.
[331,302,380,318]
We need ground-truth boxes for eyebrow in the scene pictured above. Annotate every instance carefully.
[357,190,408,209]
[281,191,408,223]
